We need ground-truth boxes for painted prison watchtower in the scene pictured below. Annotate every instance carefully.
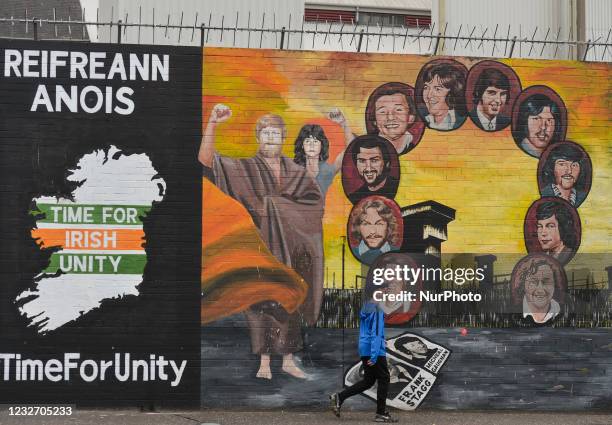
[400,201,456,293]
[400,201,456,257]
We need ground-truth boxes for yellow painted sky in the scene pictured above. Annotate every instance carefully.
[203,48,611,286]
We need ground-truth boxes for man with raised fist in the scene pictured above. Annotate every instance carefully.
[199,104,324,380]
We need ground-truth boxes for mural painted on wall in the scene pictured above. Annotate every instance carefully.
[0,40,202,405]
[200,105,324,379]
[415,59,469,131]
[511,85,568,158]
[347,196,404,265]
[0,39,608,412]
[293,118,349,196]
[362,82,426,155]
[342,136,401,204]
[537,141,592,207]
[23,146,165,333]
[201,47,611,411]
[363,253,423,325]
[510,254,567,325]
[465,60,521,132]
[524,197,581,264]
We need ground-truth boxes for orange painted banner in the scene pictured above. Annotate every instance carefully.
[31,228,146,251]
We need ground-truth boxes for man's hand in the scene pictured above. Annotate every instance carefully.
[327,108,347,127]
[367,359,376,366]
[210,103,232,124]
[200,104,230,167]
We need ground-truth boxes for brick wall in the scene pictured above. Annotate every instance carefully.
[0,40,609,409]
[0,40,201,406]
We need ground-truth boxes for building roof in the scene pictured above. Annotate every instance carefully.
[306,0,431,13]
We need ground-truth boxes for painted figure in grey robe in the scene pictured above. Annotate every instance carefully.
[199,103,324,380]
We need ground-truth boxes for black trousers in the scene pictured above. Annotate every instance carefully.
[339,356,390,415]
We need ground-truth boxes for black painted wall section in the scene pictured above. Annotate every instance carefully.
[0,40,202,406]
[202,322,612,410]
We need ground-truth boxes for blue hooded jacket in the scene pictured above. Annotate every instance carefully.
[358,302,386,363]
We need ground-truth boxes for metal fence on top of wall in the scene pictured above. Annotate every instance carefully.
[0,10,611,61]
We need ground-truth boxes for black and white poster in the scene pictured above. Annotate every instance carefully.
[344,332,451,410]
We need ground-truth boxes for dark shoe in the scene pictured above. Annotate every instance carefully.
[329,393,341,417]
[374,411,398,422]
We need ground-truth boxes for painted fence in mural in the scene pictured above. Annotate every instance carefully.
[0,39,610,409]
[201,48,611,410]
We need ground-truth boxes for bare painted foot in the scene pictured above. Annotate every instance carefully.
[256,354,272,380]
[256,366,272,380]
[282,354,307,379]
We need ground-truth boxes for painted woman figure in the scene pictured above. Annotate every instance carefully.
[293,111,350,195]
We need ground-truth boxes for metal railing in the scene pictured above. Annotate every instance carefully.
[1,13,610,61]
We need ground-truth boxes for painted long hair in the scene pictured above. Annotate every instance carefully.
[541,143,588,192]
[293,124,330,166]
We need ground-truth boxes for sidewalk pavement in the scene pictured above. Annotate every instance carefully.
[1,409,612,425]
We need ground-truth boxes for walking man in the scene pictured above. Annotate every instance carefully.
[329,299,397,422]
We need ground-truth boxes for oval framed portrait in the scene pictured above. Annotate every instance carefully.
[415,58,469,132]
[510,253,567,326]
[363,252,423,325]
[465,60,522,132]
[511,85,568,158]
[523,197,581,265]
[347,196,403,266]
[341,135,400,204]
[364,82,426,155]
[537,141,592,208]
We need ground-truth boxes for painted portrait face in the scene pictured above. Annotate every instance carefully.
[423,74,450,117]
[403,340,428,354]
[356,147,385,186]
[375,93,414,141]
[303,136,322,159]
[527,106,555,149]
[480,86,508,118]
[384,276,404,295]
[382,268,404,296]
[359,207,388,249]
[537,215,563,252]
[257,125,284,157]
[380,267,405,310]
[524,264,555,310]
[554,158,580,190]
